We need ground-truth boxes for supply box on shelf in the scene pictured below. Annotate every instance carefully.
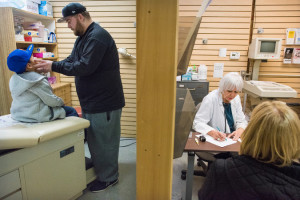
[0,0,41,14]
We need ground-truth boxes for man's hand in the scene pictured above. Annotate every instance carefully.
[33,57,43,64]
[227,128,244,141]
[208,130,226,141]
[33,60,53,73]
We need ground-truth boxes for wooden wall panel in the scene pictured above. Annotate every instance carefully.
[179,0,252,92]
[50,0,136,137]
[253,0,300,101]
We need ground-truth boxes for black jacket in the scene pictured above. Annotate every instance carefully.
[198,155,300,200]
[52,22,125,113]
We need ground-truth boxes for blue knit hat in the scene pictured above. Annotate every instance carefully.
[7,44,34,74]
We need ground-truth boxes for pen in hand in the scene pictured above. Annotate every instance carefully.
[216,126,227,141]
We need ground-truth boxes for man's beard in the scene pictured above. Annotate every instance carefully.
[74,20,85,36]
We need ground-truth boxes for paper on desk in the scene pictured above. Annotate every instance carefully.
[196,134,237,147]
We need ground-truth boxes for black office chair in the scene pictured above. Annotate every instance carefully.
[181,103,216,180]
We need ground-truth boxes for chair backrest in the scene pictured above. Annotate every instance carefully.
[190,102,201,132]
[195,102,202,112]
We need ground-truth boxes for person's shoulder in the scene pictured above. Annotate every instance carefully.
[20,71,45,81]
[233,93,242,101]
[205,89,218,97]
[89,23,111,39]
[203,89,219,102]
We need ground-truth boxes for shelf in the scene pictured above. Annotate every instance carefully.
[16,41,57,45]
[11,7,54,21]
[43,57,58,60]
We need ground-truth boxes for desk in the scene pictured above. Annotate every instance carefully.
[184,132,240,200]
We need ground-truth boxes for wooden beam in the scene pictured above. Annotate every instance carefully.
[0,8,15,115]
[136,1,178,199]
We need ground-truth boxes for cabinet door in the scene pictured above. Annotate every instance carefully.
[23,140,85,200]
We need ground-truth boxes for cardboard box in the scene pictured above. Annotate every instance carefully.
[33,52,54,58]
[31,0,41,4]
[33,53,43,58]
[23,30,39,37]
[0,0,38,14]
[24,36,32,42]
[21,0,39,14]
[33,47,46,53]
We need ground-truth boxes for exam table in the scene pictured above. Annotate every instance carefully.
[0,115,92,200]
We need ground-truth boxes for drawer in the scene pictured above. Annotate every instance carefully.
[0,170,21,199]
[177,81,209,105]
[3,190,22,200]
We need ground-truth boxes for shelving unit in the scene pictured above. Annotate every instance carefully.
[0,7,71,115]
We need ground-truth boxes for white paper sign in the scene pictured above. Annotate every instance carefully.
[219,48,227,57]
[213,63,224,78]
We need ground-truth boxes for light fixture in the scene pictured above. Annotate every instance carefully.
[118,48,136,59]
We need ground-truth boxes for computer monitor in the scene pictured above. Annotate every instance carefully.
[248,38,282,59]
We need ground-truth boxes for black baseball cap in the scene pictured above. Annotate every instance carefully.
[57,3,86,23]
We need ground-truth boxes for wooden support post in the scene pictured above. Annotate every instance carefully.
[136,1,178,199]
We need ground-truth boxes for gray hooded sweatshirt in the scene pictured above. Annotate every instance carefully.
[9,71,66,122]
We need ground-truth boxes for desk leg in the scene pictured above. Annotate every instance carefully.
[185,152,195,200]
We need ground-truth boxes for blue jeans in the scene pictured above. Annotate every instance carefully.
[62,106,79,117]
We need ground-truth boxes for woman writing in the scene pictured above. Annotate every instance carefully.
[193,72,247,141]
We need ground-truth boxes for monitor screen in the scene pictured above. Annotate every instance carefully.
[260,41,276,53]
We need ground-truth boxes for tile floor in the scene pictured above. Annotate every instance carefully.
[78,138,205,200]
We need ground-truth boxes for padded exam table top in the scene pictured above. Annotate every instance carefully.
[0,115,90,150]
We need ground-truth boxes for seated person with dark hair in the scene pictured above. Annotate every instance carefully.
[7,44,78,122]
[198,101,300,200]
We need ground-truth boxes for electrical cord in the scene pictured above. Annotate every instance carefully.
[120,138,136,147]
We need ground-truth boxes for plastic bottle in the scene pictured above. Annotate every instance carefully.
[192,65,197,73]
[198,64,207,80]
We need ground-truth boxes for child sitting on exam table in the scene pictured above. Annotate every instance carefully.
[7,44,78,123]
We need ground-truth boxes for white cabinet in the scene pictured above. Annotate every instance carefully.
[0,130,86,200]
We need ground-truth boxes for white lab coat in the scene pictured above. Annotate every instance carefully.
[193,89,247,135]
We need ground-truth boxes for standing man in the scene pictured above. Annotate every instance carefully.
[34,3,125,192]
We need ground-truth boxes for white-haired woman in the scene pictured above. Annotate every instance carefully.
[193,72,247,141]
